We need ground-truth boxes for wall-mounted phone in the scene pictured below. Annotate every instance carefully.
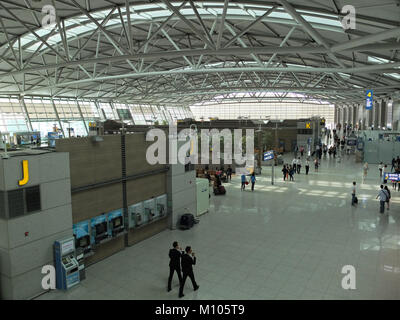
[128,202,144,228]
[143,199,156,221]
[156,194,167,218]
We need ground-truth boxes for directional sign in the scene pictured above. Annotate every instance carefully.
[366,90,373,110]
[263,151,274,161]
[384,172,400,182]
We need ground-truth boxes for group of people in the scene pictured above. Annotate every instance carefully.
[168,241,199,298]
[241,172,256,191]
[281,157,318,181]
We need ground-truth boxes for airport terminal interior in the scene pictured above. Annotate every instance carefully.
[0,0,399,300]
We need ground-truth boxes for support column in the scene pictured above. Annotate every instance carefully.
[50,98,65,137]
[380,100,387,129]
[19,97,33,132]
[76,100,89,135]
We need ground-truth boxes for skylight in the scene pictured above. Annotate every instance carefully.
[368,56,393,64]
[384,73,400,80]
[13,2,348,53]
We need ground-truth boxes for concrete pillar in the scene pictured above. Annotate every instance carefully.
[0,152,72,299]
[373,101,379,129]
[391,99,400,130]
[167,139,197,230]
[380,100,387,129]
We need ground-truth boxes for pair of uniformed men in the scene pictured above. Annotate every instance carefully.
[167,241,199,298]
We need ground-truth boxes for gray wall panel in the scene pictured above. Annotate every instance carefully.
[39,152,70,183]
[0,219,8,249]
[41,179,71,211]
[7,204,72,250]
[7,228,72,278]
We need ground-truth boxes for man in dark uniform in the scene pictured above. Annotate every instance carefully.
[179,246,199,298]
[168,241,183,292]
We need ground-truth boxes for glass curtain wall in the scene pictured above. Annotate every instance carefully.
[0,97,192,137]
[190,101,335,124]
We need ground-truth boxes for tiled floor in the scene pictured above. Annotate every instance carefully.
[36,151,400,300]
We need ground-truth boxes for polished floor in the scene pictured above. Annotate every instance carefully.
[36,152,400,300]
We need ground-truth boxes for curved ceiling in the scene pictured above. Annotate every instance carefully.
[0,0,399,106]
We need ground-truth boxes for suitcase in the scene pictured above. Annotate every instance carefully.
[354,197,358,204]
[214,185,226,195]
[180,213,195,230]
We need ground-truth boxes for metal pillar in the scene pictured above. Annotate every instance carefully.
[19,97,33,131]
[76,100,89,135]
[50,97,65,137]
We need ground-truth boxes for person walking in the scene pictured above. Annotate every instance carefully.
[168,241,183,292]
[351,181,357,206]
[314,158,319,172]
[376,185,388,214]
[305,159,310,175]
[292,157,297,173]
[391,158,396,172]
[289,165,295,181]
[250,172,256,191]
[363,162,369,181]
[297,157,302,174]
[179,246,199,298]
[226,165,232,182]
[241,173,246,191]
[384,186,391,210]
[282,165,288,181]
[378,162,384,178]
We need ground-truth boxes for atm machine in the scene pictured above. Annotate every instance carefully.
[155,194,167,218]
[144,198,156,222]
[54,237,80,290]
[129,202,144,228]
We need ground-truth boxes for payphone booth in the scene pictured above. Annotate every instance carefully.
[54,237,80,290]
[155,194,167,218]
[144,198,156,222]
[129,202,144,228]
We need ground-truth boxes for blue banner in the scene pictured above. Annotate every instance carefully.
[366,90,373,110]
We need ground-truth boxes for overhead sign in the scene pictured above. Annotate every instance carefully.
[263,151,274,161]
[305,122,312,129]
[384,172,400,182]
[366,90,373,110]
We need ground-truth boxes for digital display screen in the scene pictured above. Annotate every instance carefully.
[79,236,88,247]
[95,222,107,235]
[113,217,122,228]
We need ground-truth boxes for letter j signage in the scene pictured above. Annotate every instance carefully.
[18,160,29,186]
[366,90,373,110]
